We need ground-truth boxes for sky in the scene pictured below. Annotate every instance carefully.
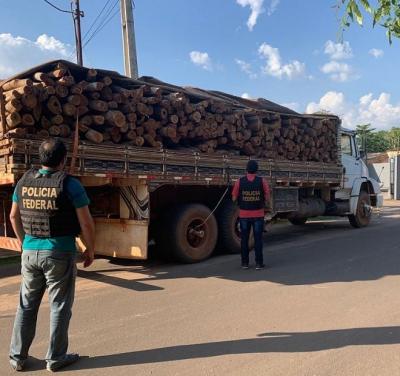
[0,0,399,130]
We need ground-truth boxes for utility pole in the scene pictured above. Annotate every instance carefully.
[72,0,84,66]
[120,0,139,78]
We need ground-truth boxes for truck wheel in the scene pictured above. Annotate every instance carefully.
[288,217,308,226]
[165,204,218,263]
[348,191,371,228]
[216,200,254,254]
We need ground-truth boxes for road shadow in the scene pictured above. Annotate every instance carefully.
[77,269,164,291]
[77,209,400,289]
[68,326,400,370]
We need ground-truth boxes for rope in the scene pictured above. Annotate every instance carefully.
[194,171,232,230]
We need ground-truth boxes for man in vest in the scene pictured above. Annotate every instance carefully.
[9,138,95,372]
[232,160,271,270]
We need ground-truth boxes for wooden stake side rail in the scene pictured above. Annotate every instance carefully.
[0,136,343,186]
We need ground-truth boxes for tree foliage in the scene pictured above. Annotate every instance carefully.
[339,0,400,42]
[355,125,400,153]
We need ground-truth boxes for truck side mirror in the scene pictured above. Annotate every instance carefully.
[359,150,366,159]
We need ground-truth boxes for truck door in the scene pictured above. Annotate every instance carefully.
[341,133,362,190]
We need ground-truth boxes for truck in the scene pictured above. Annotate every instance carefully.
[0,60,383,263]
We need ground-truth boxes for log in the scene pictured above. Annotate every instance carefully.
[80,115,93,126]
[47,96,62,115]
[21,94,38,109]
[37,129,50,138]
[125,130,137,141]
[136,102,152,116]
[135,136,145,147]
[51,115,64,125]
[5,98,22,112]
[112,93,123,103]
[86,69,97,82]
[154,106,168,120]
[21,114,35,127]
[144,134,162,148]
[3,86,33,97]
[70,84,83,95]
[92,115,105,125]
[120,103,136,114]
[100,86,113,101]
[58,76,75,87]
[79,95,89,107]
[6,112,22,129]
[59,124,71,138]
[89,92,101,100]
[63,103,76,117]
[38,89,49,103]
[105,110,126,128]
[46,86,56,96]
[33,105,42,121]
[33,72,55,86]
[85,129,103,143]
[108,101,118,110]
[85,82,104,92]
[7,128,28,137]
[110,127,122,143]
[89,100,108,112]
[2,79,33,91]
[77,106,89,116]
[55,84,69,98]
[170,115,179,124]
[41,116,51,129]
[51,68,67,79]
[67,95,81,106]
[126,113,137,123]
[102,76,112,86]
[49,125,61,136]
[190,111,202,123]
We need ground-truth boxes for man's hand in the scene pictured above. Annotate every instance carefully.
[82,249,94,268]
[76,206,95,268]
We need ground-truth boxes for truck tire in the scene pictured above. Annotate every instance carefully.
[288,217,308,226]
[165,204,218,263]
[216,200,254,254]
[348,191,371,228]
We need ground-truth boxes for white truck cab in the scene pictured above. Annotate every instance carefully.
[336,128,383,226]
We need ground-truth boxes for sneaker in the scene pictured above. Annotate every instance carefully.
[46,353,80,372]
[256,264,266,270]
[10,359,24,372]
[241,263,249,269]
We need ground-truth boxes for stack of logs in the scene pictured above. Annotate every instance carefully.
[0,62,339,163]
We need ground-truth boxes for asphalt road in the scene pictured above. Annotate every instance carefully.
[1,203,400,375]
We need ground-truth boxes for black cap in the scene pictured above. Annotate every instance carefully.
[246,160,258,174]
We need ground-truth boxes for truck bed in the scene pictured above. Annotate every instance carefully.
[0,135,343,187]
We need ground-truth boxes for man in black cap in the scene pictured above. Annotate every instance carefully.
[232,160,271,269]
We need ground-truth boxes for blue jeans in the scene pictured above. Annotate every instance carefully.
[10,251,77,364]
[240,218,264,265]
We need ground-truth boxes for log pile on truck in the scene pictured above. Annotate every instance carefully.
[0,60,340,163]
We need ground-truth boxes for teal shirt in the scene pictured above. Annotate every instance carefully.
[13,169,90,251]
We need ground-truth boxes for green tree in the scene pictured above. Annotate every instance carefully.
[339,0,400,42]
[385,127,400,150]
[355,124,391,153]
[369,130,390,152]
[356,123,374,152]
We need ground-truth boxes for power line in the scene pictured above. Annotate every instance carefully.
[82,0,113,42]
[82,0,119,49]
[42,0,73,14]
[68,0,118,59]
[83,5,120,49]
